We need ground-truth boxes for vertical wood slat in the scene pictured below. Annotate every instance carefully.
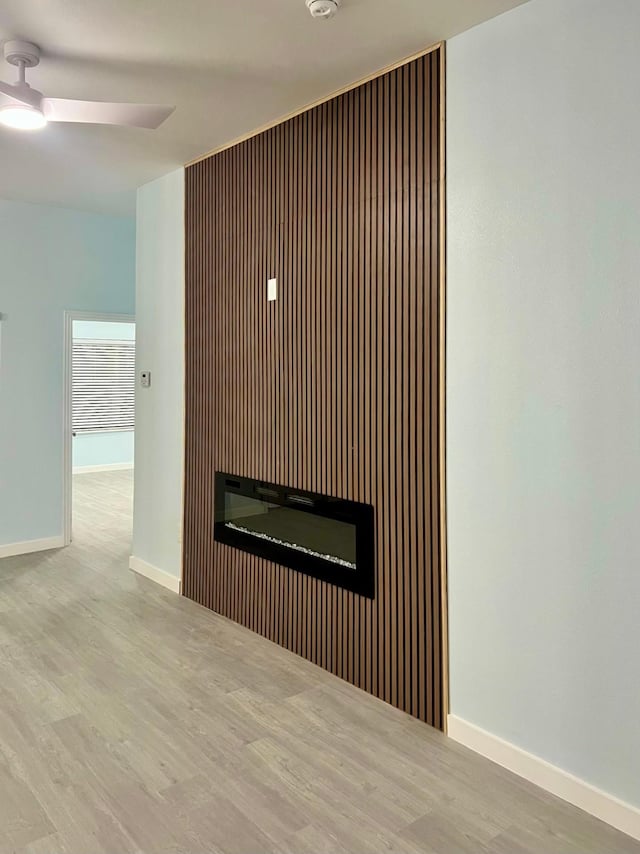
[183,49,445,730]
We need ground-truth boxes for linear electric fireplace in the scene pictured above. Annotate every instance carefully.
[214,473,375,598]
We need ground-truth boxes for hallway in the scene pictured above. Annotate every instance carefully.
[72,469,133,575]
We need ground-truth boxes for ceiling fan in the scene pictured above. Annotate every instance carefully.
[0,40,175,131]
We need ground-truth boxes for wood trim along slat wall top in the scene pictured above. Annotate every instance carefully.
[184,46,446,729]
[186,42,444,167]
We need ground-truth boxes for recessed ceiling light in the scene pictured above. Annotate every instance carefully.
[0,103,47,130]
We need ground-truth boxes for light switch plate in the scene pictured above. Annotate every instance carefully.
[141,371,151,388]
[267,277,277,302]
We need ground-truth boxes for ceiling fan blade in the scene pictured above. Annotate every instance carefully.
[42,98,175,129]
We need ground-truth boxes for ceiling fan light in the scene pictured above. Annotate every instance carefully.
[0,103,47,130]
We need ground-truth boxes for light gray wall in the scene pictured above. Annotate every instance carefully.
[132,168,184,580]
[0,199,135,547]
[447,0,640,809]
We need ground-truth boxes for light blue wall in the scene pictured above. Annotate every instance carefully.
[72,319,135,470]
[73,431,134,469]
[448,0,640,809]
[133,169,184,580]
[73,320,135,341]
[0,199,135,546]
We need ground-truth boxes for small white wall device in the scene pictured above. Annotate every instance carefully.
[141,371,151,388]
[306,0,341,20]
[267,278,277,302]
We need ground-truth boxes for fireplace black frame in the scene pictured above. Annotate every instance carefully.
[214,472,375,598]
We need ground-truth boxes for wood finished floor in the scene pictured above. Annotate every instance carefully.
[0,470,638,853]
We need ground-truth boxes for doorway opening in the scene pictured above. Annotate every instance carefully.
[63,312,135,554]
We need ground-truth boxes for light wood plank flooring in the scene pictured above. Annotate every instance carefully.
[0,471,638,853]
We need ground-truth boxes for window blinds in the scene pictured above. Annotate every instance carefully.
[72,339,135,432]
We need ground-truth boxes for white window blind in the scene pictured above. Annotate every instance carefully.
[72,339,135,432]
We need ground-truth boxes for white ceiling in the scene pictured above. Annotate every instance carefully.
[0,0,527,216]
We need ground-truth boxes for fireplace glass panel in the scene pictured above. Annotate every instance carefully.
[214,473,375,597]
[224,491,356,569]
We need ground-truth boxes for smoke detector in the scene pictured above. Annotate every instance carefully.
[306,0,341,20]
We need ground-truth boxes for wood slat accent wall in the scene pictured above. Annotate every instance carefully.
[184,48,445,728]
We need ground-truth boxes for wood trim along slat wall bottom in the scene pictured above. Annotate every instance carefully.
[448,715,640,843]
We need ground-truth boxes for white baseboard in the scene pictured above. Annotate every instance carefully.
[448,715,640,843]
[73,463,134,474]
[129,556,181,594]
[0,535,65,559]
